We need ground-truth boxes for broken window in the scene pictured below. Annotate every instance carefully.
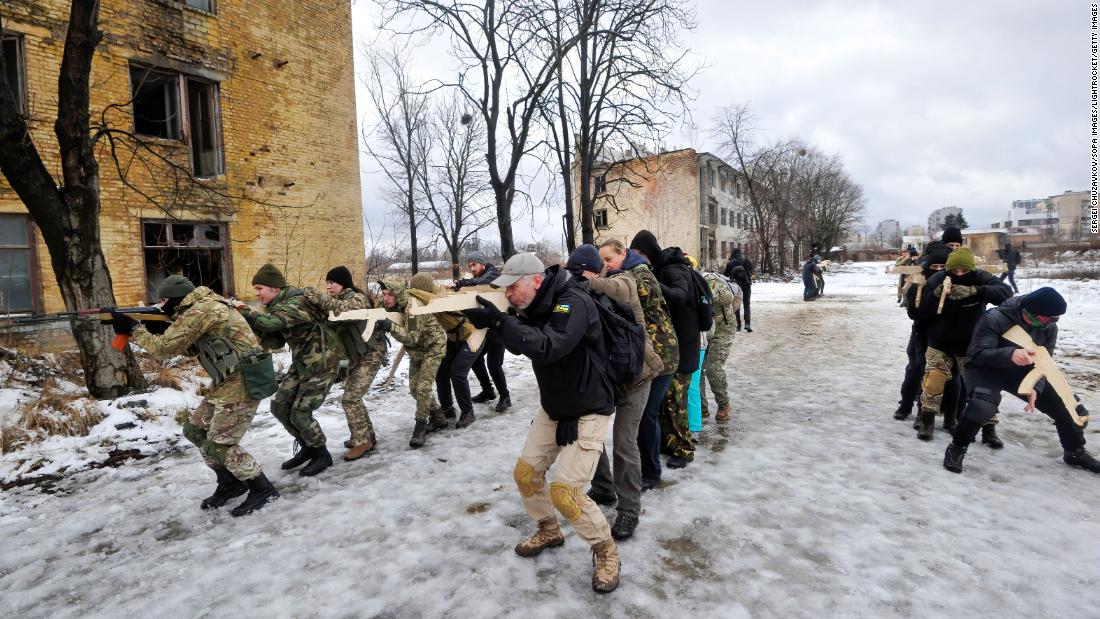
[2,36,26,114]
[0,214,39,313]
[142,220,230,300]
[131,65,181,139]
[593,209,609,229]
[187,78,223,177]
[594,174,607,194]
[130,64,224,177]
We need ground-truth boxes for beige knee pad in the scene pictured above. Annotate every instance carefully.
[513,459,543,498]
[550,482,585,522]
[922,369,948,397]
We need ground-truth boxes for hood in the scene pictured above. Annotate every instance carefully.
[992,295,1029,328]
[630,230,662,264]
[622,249,648,271]
[379,277,409,308]
[524,265,570,320]
[656,246,689,270]
[729,248,743,259]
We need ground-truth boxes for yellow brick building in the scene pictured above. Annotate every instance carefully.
[574,148,751,269]
[0,0,364,315]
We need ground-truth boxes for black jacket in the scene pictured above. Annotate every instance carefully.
[920,269,1013,355]
[655,247,701,374]
[498,265,613,420]
[967,295,1057,368]
[997,246,1021,271]
[455,264,501,289]
[723,249,754,287]
[801,260,819,285]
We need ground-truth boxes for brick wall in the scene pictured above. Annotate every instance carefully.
[0,0,365,314]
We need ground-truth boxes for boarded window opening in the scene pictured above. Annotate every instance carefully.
[2,36,26,114]
[0,214,38,313]
[142,221,230,300]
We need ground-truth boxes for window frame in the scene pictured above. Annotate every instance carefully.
[2,34,28,116]
[593,208,609,229]
[140,219,234,300]
[0,213,43,314]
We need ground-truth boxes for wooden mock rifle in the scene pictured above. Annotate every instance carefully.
[1002,325,1087,426]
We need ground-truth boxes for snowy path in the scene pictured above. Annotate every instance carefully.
[2,263,1098,618]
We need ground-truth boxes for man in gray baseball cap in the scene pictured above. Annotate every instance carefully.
[491,252,546,288]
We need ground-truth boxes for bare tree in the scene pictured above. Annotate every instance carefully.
[362,46,430,274]
[541,0,697,249]
[381,0,597,259]
[415,101,494,279]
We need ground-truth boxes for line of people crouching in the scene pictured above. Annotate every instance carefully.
[891,226,1096,475]
[108,229,744,593]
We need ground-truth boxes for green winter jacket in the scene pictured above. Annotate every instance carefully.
[247,287,345,375]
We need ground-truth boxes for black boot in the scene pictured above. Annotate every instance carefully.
[495,394,512,413]
[587,487,617,507]
[667,455,690,469]
[441,407,457,420]
[429,408,449,432]
[409,420,429,448]
[456,409,476,429]
[611,513,639,541]
[1063,448,1100,473]
[916,410,935,441]
[981,425,1003,450]
[281,441,314,470]
[893,402,912,421]
[200,467,247,510]
[943,442,968,473]
[230,473,280,517]
[943,408,957,432]
[299,445,333,476]
[471,389,496,404]
[744,325,753,333]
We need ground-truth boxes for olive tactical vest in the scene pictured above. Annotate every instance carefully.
[193,299,260,387]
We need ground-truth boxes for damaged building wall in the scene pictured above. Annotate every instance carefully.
[0,0,365,314]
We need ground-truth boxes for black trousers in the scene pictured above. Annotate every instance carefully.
[957,365,1085,450]
[471,331,508,397]
[899,326,928,406]
[1000,269,1018,293]
[436,340,478,415]
[735,284,752,327]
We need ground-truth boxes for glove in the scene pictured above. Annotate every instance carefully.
[933,284,943,298]
[377,318,392,333]
[462,295,504,329]
[948,284,977,300]
[111,312,137,335]
[555,418,579,447]
[303,287,321,304]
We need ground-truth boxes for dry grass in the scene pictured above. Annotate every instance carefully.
[1,378,103,454]
[136,352,198,392]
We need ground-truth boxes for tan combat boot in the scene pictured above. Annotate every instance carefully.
[591,538,621,593]
[715,405,731,423]
[343,438,374,461]
[514,517,565,557]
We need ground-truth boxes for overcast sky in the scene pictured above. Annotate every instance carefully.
[350,0,1090,243]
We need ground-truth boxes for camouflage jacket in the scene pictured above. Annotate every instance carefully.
[305,287,389,358]
[624,255,678,376]
[246,287,345,375]
[131,286,259,406]
[704,272,738,333]
[381,277,446,359]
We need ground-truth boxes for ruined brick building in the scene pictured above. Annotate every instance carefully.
[574,148,751,268]
[0,0,364,317]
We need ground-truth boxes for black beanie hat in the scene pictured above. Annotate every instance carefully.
[326,266,355,290]
[1021,287,1067,317]
[629,230,662,263]
[567,244,602,275]
[941,227,963,245]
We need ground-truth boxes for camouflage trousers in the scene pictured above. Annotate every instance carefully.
[408,353,442,422]
[271,366,338,448]
[182,398,261,480]
[920,347,998,426]
[701,328,735,412]
[659,372,695,459]
[343,349,385,446]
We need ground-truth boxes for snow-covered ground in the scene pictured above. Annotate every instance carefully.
[1,262,1099,618]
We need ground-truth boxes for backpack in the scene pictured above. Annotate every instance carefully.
[688,268,715,332]
[587,289,647,388]
[705,273,743,319]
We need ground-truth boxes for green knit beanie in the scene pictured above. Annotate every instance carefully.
[945,247,975,272]
[251,263,288,288]
[158,275,195,299]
